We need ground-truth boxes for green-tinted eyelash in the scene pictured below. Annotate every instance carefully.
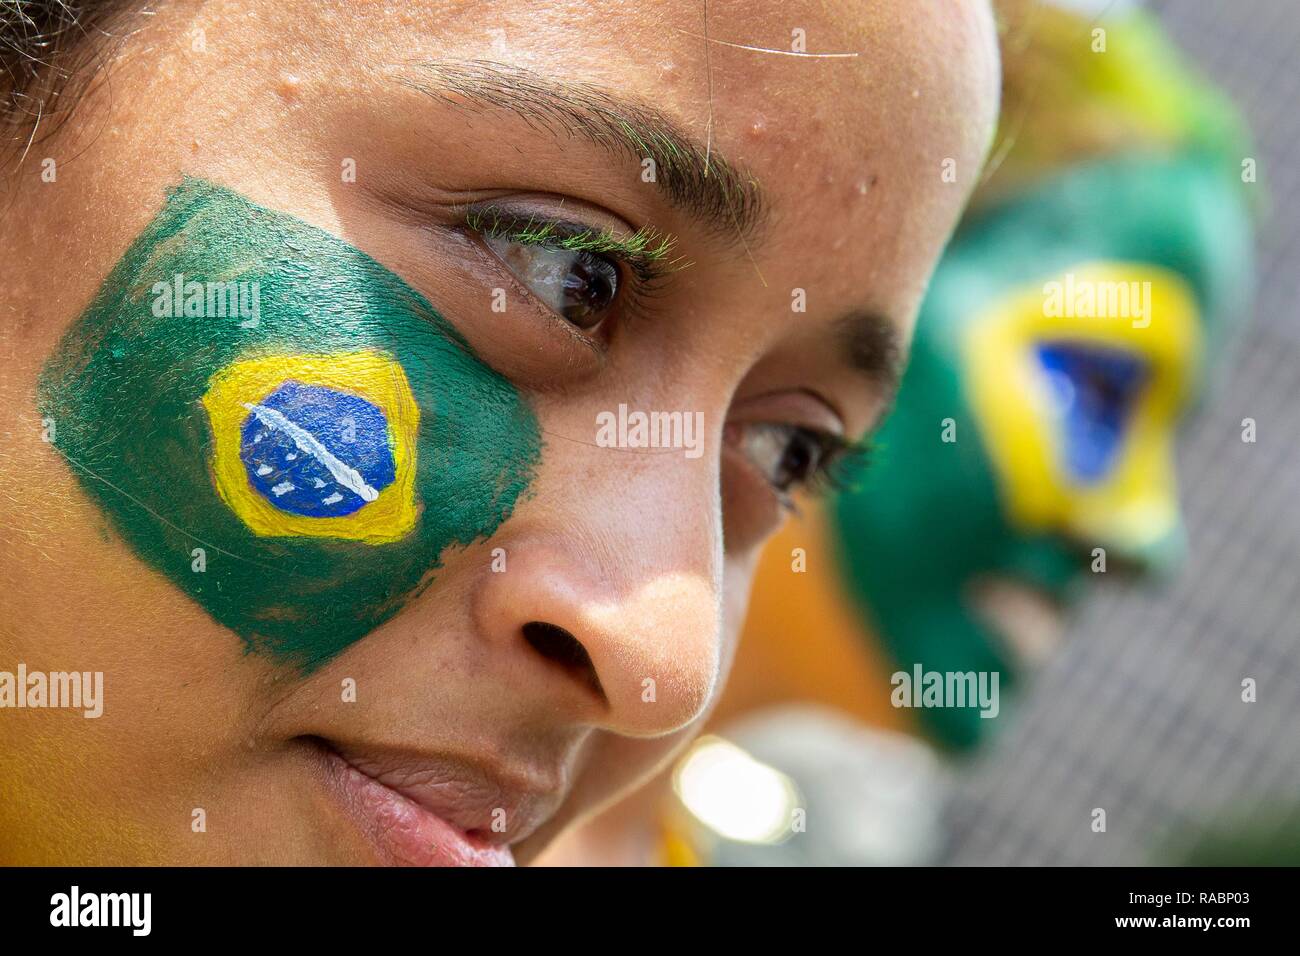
[464,205,689,286]
[760,427,873,517]
[785,434,874,514]
[815,436,874,493]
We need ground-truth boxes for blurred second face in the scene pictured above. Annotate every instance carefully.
[831,4,1255,750]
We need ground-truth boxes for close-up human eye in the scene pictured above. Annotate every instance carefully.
[465,207,678,332]
[728,421,856,500]
[0,0,1291,929]
[484,226,619,329]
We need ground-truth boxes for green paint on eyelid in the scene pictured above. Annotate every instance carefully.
[38,177,542,669]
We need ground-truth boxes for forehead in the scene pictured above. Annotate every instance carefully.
[396,0,1000,306]
[328,1,999,207]
[171,0,1000,429]
[265,0,997,278]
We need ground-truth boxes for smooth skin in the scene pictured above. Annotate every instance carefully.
[0,0,999,864]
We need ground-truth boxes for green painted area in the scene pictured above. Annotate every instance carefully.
[832,154,1254,752]
[39,178,541,669]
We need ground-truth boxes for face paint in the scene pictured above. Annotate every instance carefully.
[833,154,1253,751]
[39,178,541,668]
[203,351,420,543]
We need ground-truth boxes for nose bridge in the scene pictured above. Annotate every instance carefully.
[471,445,724,738]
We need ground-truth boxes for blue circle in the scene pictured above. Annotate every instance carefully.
[239,381,396,518]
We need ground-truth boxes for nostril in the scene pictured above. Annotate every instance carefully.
[521,621,605,701]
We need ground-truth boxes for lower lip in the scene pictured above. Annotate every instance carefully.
[318,746,515,867]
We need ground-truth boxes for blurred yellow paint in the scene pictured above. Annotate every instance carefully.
[964,262,1202,555]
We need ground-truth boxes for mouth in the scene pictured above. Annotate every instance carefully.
[307,737,540,867]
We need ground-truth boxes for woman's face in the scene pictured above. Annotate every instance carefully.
[0,0,998,864]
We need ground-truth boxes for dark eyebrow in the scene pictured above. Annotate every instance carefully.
[839,310,905,412]
[399,59,766,244]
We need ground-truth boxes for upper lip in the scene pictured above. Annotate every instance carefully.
[312,737,566,846]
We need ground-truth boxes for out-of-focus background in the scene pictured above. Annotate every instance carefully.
[942,0,1300,866]
[584,0,1300,868]
[539,0,1298,868]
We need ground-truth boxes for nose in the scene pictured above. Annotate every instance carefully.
[469,519,722,738]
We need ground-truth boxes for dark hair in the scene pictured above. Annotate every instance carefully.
[1,0,138,158]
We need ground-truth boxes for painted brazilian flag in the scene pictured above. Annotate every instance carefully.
[203,351,420,545]
[39,178,540,668]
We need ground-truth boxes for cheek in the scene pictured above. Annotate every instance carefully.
[37,178,542,671]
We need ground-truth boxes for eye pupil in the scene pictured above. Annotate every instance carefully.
[731,422,843,499]
[779,440,808,486]
[561,252,618,329]
[482,229,622,332]
[773,431,821,491]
